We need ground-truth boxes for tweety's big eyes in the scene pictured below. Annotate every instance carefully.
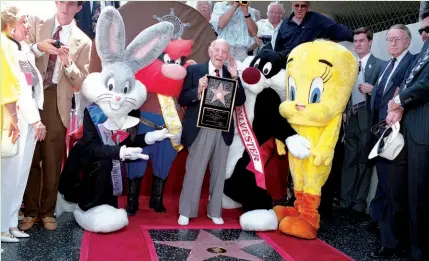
[288,76,296,101]
[309,77,324,103]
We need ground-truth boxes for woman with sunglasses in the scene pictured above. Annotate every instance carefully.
[1,4,46,243]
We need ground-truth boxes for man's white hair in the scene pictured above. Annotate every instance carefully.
[186,1,212,10]
[267,1,285,14]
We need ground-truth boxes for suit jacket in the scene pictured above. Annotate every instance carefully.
[28,15,92,128]
[353,54,384,129]
[400,40,429,145]
[370,51,415,123]
[179,62,246,148]
[74,1,120,39]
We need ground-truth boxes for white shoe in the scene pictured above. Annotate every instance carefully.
[9,228,29,238]
[178,215,189,226]
[207,214,224,225]
[1,232,19,243]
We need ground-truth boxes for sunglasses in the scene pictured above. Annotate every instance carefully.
[294,4,308,8]
[418,26,429,35]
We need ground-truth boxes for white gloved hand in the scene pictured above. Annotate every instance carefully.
[144,128,175,145]
[285,134,311,159]
[119,146,149,161]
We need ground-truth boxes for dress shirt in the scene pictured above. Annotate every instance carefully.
[358,53,371,74]
[32,18,75,84]
[378,49,408,93]
[256,19,280,37]
[209,60,223,77]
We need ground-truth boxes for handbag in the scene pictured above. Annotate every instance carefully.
[1,126,19,158]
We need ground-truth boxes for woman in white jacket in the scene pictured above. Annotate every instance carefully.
[1,5,46,243]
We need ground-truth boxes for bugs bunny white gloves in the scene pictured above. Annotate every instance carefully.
[119,129,174,161]
[286,134,311,159]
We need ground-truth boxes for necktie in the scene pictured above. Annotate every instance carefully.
[379,58,397,94]
[373,58,396,111]
[91,1,101,38]
[358,60,361,73]
[215,69,220,77]
[43,26,62,88]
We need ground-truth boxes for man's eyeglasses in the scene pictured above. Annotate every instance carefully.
[371,120,388,136]
[294,4,308,9]
[418,26,429,35]
[386,37,408,44]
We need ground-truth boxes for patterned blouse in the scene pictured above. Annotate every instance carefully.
[210,1,257,49]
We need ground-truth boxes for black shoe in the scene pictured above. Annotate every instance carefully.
[370,246,407,259]
[149,176,167,213]
[359,220,379,233]
[367,237,380,244]
[370,247,396,259]
[126,177,142,216]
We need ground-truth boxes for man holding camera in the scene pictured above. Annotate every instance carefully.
[251,2,285,54]
[210,1,258,62]
[19,1,91,232]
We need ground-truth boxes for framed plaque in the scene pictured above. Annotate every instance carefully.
[197,75,238,132]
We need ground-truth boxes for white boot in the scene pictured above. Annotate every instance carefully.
[178,215,189,226]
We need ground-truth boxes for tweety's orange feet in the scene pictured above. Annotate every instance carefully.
[273,206,299,221]
[272,191,303,220]
[278,216,317,239]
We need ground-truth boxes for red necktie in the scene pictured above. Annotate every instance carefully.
[215,69,220,77]
[43,26,62,87]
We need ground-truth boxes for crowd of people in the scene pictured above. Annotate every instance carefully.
[1,1,428,261]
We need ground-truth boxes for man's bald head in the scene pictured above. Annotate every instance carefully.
[208,39,231,69]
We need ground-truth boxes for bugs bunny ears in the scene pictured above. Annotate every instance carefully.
[95,6,174,73]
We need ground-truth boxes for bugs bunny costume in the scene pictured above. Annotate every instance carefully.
[57,7,174,233]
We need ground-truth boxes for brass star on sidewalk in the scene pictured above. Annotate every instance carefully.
[154,230,264,261]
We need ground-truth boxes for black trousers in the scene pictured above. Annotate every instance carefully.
[404,127,429,261]
[376,145,409,249]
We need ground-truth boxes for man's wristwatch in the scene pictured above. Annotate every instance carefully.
[244,14,251,18]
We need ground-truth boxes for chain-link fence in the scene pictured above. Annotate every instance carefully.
[332,1,421,33]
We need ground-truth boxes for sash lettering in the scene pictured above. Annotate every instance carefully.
[235,105,266,189]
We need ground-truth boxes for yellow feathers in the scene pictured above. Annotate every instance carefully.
[279,40,358,127]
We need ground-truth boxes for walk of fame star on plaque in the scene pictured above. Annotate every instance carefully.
[197,75,238,132]
[145,228,285,261]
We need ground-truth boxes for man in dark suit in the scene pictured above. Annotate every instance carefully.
[385,13,429,261]
[74,1,120,39]
[340,27,384,215]
[177,39,246,226]
[367,24,416,258]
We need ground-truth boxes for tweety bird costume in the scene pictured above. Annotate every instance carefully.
[274,40,358,239]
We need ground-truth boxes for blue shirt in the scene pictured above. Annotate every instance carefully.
[274,11,353,55]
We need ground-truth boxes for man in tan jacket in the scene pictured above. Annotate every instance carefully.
[20,1,91,231]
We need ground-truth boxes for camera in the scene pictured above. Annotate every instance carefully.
[259,35,272,44]
[236,1,249,6]
[54,39,64,49]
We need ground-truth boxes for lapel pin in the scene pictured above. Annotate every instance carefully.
[369,64,372,69]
